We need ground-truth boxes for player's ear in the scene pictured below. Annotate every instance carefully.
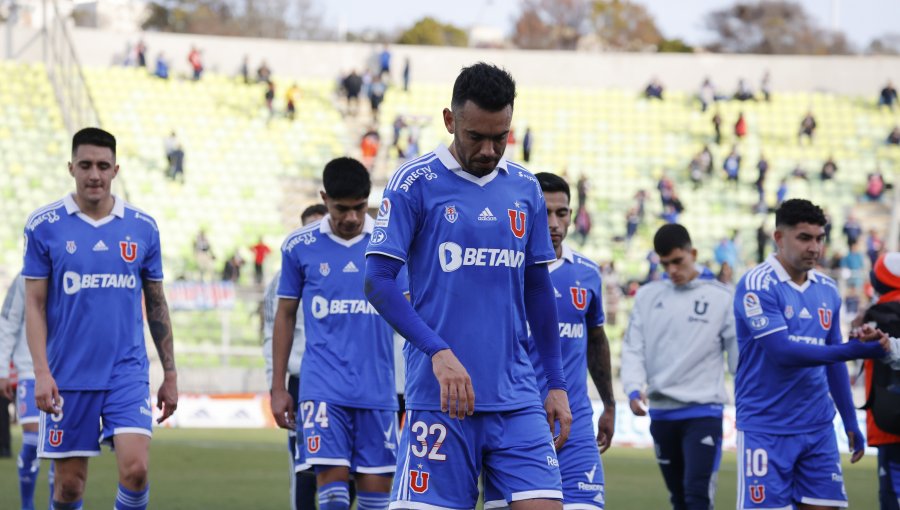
[319,190,328,204]
[68,161,74,177]
[443,108,455,135]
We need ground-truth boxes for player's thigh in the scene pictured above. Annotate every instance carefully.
[38,391,103,459]
[556,432,605,509]
[299,400,352,468]
[99,380,153,447]
[351,408,398,477]
[391,409,481,509]
[483,406,563,508]
[792,429,847,508]
[736,430,798,509]
[16,378,41,427]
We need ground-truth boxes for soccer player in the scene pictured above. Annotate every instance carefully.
[733,198,889,510]
[262,203,326,510]
[621,224,738,510]
[23,127,178,510]
[524,172,615,508]
[270,158,403,510]
[0,272,53,510]
[364,62,572,509]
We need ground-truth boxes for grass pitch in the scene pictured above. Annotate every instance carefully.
[1,427,879,509]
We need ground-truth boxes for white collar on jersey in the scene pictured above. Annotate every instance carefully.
[548,244,573,273]
[63,193,124,228]
[435,143,509,187]
[319,213,375,248]
[766,253,818,291]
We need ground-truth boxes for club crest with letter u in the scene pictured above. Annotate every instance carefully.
[120,240,137,263]
[507,209,526,238]
[307,435,320,453]
[570,287,587,310]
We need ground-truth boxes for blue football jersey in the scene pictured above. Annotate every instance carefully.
[734,254,843,434]
[22,194,163,391]
[527,245,604,419]
[366,144,557,412]
[278,215,403,411]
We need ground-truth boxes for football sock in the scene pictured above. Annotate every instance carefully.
[317,481,351,510]
[18,431,40,510]
[114,483,149,510]
[356,491,391,510]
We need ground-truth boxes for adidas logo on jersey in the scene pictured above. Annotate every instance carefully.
[478,207,497,221]
[342,261,359,273]
[799,307,812,319]
[92,240,109,251]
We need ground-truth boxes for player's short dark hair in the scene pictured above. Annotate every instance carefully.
[535,172,570,202]
[72,127,116,157]
[322,157,370,200]
[451,62,516,112]
[654,224,693,256]
[301,204,328,222]
[775,199,826,228]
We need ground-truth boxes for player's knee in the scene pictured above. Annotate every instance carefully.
[57,474,86,502]
[120,458,149,489]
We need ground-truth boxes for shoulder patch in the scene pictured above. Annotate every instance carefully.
[742,292,763,317]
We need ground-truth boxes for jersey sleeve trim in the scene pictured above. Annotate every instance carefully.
[531,257,558,265]
[752,325,788,340]
[276,294,300,300]
[21,274,48,280]
[365,250,407,263]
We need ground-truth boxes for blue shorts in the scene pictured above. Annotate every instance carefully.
[556,412,605,509]
[392,405,563,510]
[37,380,153,459]
[16,378,40,425]
[300,400,397,474]
[737,428,847,509]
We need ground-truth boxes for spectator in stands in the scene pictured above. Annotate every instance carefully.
[717,261,734,285]
[761,70,771,102]
[841,242,866,292]
[661,203,679,224]
[734,79,754,101]
[790,162,809,181]
[285,83,300,121]
[756,154,769,204]
[164,131,185,182]
[821,156,838,181]
[867,170,887,201]
[577,174,589,211]
[699,77,716,112]
[879,81,898,110]
[194,229,215,281]
[715,235,739,272]
[222,253,244,283]
[391,115,407,157]
[575,204,592,244]
[625,207,640,249]
[776,178,788,207]
[657,172,675,208]
[188,46,203,81]
[240,55,250,84]
[369,75,386,122]
[402,57,411,92]
[250,238,271,286]
[798,110,817,144]
[887,126,900,145]
[756,221,769,263]
[135,39,147,67]
[734,112,747,138]
[823,211,833,246]
[379,45,392,77]
[154,52,169,79]
[342,70,363,116]
[699,145,714,176]
[723,147,741,186]
[257,60,272,83]
[522,127,533,163]
[360,127,380,171]
[689,154,703,189]
[264,80,276,120]
[634,188,647,223]
[867,230,884,266]
[644,77,664,100]
[712,110,722,145]
[843,214,863,250]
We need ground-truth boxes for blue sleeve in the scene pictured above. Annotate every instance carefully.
[524,184,556,266]
[22,225,50,278]
[586,270,605,327]
[735,283,788,339]
[524,263,566,391]
[826,362,862,449]
[277,241,303,299]
[141,227,164,281]
[758,327,886,367]
[366,184,418,262]
[365,254,449,357]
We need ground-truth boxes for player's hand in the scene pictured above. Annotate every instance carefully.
[270,386,296,430]
[545,389,572,450]
[847,429,866,463]
[851,324,882,341]
[596,404,615,454]
[0,377,12,401]
[34,371,61,415]
[156,371,178,424]
[629,392,648,416]
[432,349,474,419]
